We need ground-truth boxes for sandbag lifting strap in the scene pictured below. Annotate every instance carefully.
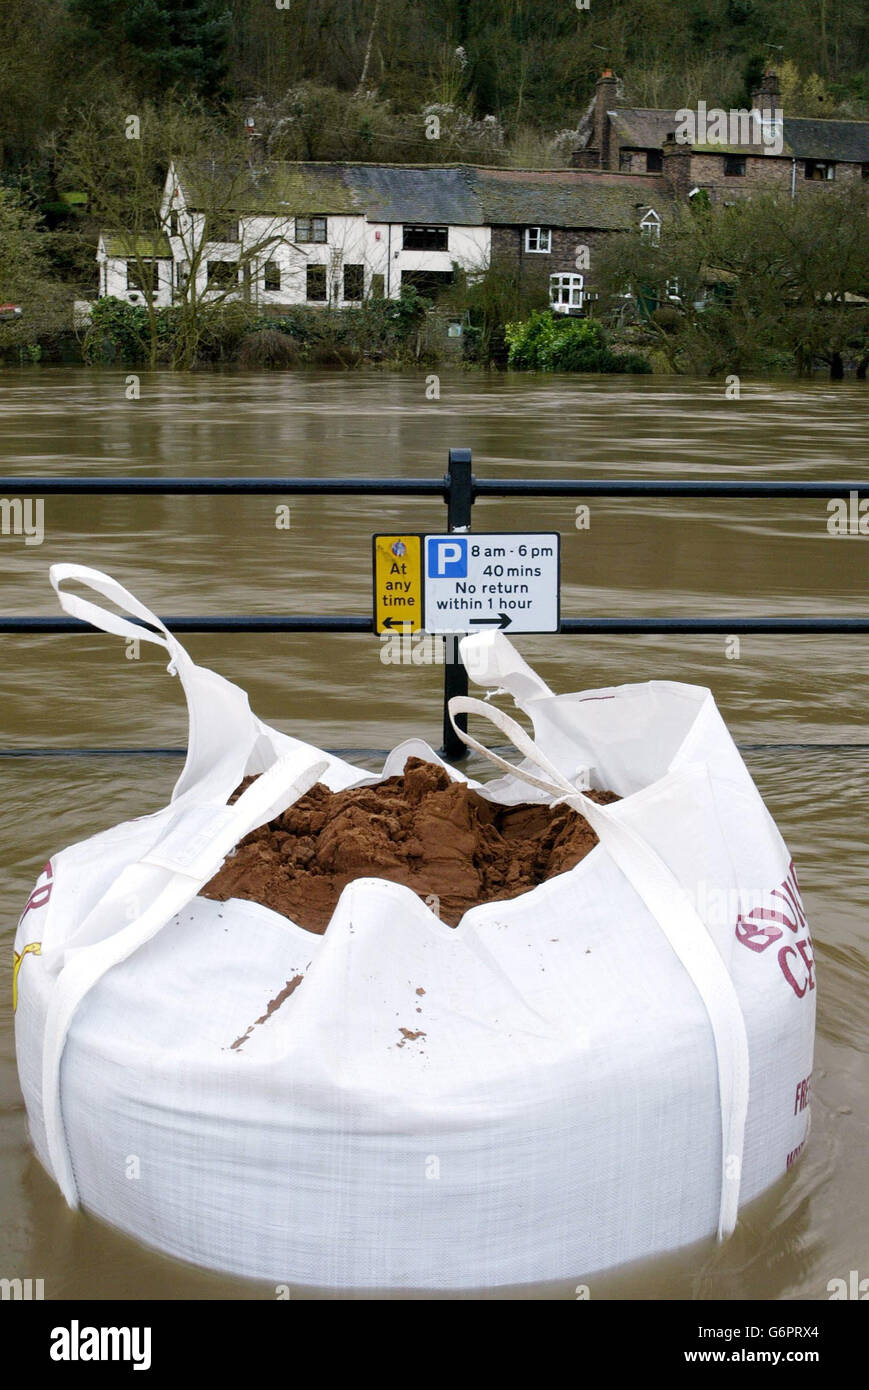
[448,695,751,1242]
[42,751,329,1208]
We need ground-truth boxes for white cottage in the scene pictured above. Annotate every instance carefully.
[97,161,492,311]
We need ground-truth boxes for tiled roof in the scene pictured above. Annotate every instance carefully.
[609,110,679,150]
[101,231,172,258]
[469,167,668,228]
[175,161,358,214]
[780,118,869,161]
[343,165,482,224]
[172,159,671,229]
[609,108,869,161]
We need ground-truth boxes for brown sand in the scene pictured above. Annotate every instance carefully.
[200,757,617,931]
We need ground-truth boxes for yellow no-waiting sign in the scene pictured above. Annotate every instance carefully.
[372,534,423,633]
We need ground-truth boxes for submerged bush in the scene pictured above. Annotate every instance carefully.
[504,311,651,373]
[238,329,301,369]
[81,298,152,364]
[608,350,653,374]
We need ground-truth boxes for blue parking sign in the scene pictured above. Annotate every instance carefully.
[427,536,468,578]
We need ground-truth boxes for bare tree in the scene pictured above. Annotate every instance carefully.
[358,0,383,90]
[59,95,306,366]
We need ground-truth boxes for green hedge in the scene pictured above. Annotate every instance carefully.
[505,311,651,373]
[81,287,434,367]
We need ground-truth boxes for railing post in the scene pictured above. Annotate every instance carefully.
[440,448,473,760]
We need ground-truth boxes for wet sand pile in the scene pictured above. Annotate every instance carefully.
[201,757,618,930]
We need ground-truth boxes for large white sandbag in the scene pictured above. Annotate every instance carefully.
[13,565,815,1290]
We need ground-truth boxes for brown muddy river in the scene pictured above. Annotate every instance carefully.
[0,367,866,1300]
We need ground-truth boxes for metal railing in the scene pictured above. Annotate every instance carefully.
[2,449,868,760]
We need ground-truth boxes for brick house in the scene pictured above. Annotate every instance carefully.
[471,166,669,313]
[574,69,869,204]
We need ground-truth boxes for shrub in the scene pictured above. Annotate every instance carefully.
[504,312,650,373]
[81,297,151,364]
[651,305,681,331]
[608,350,653,374]
[252,308,316,346]
[238,329,300,369]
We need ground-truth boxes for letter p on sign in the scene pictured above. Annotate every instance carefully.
[427,538,467,577]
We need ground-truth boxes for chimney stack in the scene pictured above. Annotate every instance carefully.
[594,69,620,170]
[751,69,781,112]
[661,131,693,198]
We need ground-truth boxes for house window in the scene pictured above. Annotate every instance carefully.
[306,264,327,301]
[126,260,157,295]
[525,227,552,253]
[640,210,661,244]
[646,149,663,173]
[863,164,869,180]
[168,211,180,236]
[264,261,281,292]
[724,156,746,177]
[401,268,453,299]
[343,264,364,301]
[402,225,448,251]
[550,273,584,313]
[207,218,239,243]
[207,260,238,288]
[805,160,835,181]
[296,216,327,242]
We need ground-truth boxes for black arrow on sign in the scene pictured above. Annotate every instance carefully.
[381,617,415,629]
[469,614,513,630]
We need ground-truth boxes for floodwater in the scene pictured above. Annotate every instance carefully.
[0,367,866,1300]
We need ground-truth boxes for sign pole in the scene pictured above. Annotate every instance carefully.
[440,448,472,760]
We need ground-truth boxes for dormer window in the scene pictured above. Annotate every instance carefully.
[639,209,661,245]
[525,227,552,253]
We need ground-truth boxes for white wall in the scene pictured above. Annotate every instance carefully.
[97,166,493,309]
[99,247,173,307]
[365,223,490,296]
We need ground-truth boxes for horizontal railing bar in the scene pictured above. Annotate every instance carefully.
[473,480,869,498]
[559,618,869,633]
[0,477,450,496]
[0,746,386,759]
[2,617,869,635]
[0,477,868,498]
[0,616,374,633]
[2,743,868,759]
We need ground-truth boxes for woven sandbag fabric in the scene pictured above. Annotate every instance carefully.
[14,566,816,1290]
